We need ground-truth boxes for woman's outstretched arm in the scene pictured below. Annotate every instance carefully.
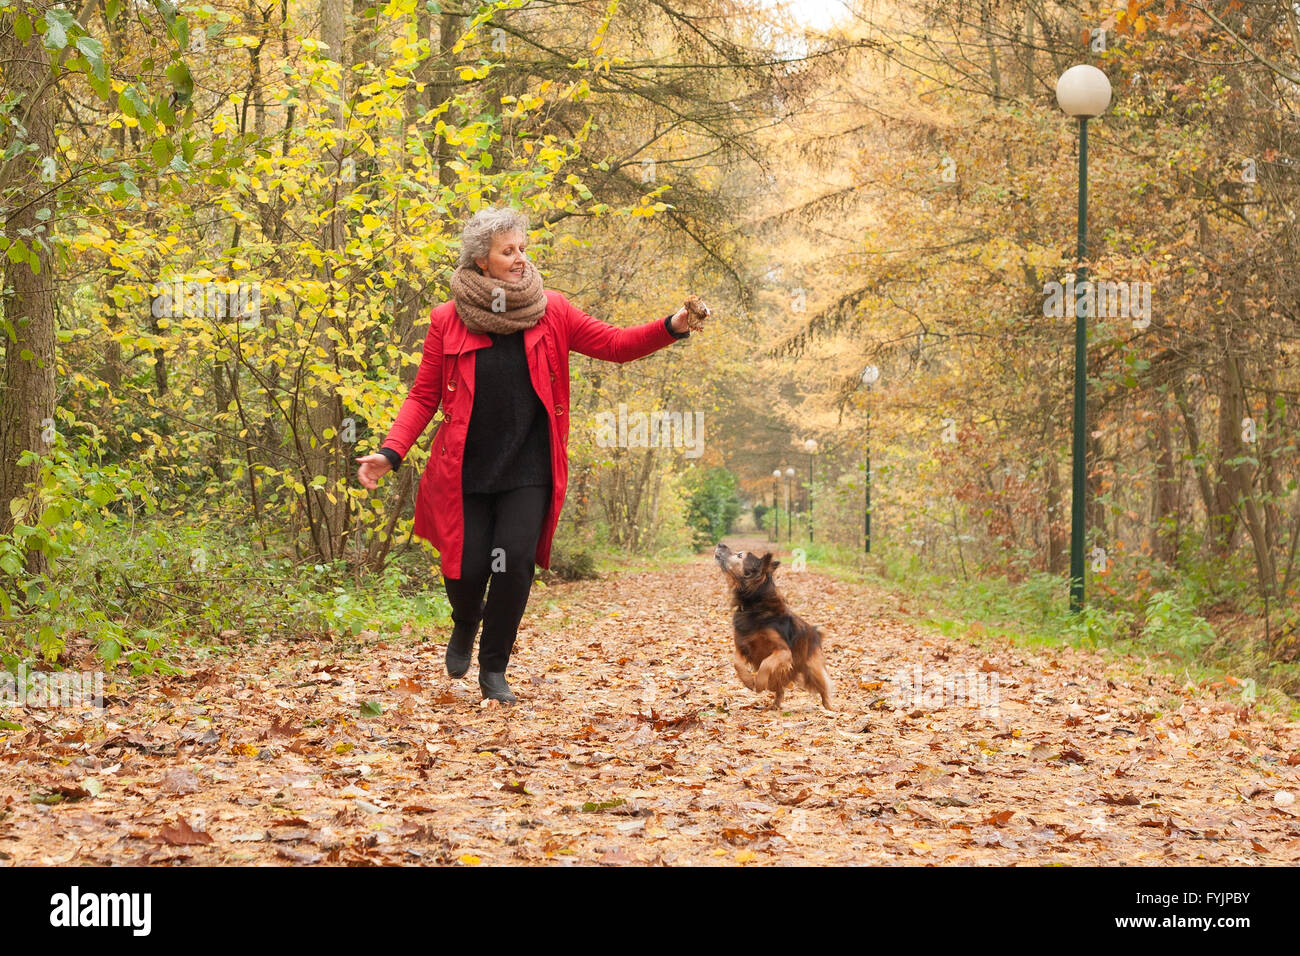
[564,295,691,363]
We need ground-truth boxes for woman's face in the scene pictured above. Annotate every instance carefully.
[474,229,527,283]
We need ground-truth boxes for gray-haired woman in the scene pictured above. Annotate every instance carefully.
[356,206,705,703]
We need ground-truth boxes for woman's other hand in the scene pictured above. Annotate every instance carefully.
[355,453,393,490]
[674,295,710,333]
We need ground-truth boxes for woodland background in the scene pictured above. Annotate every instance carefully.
[1,0,1297,701]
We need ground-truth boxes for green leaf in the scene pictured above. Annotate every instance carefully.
[166,61,194,100]
[15,13,32,44]
[151,138,173,166]
[97,638,122,663]
[156,95,176,127]
[42,11,73,51]
[359,699,383,717]
[151,0,177,32]
[76,36,106,81]
[581,798,626,812]
[88,74,112,100]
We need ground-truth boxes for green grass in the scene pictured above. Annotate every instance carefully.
[1,517,456,674]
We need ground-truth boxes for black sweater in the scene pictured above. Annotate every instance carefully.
[378,312,688,481]
[460,329,551,493]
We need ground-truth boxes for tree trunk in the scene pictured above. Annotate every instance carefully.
[1152,398,1179,565]
[306,0,351,561]
[0,5,59,576]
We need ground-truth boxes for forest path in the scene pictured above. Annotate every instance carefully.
[3,536,1298,865]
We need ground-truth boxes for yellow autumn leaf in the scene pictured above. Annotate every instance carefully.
[459,854,481,866]
[735,850,756,863]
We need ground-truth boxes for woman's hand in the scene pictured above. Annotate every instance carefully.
[355,453,393,490]
[672,295,711,334]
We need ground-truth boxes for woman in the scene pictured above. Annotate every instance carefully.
[355,206,702,704]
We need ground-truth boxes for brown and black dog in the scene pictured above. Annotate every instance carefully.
[714,543,835,711]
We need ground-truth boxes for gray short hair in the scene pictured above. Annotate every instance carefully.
[456,206,530,271]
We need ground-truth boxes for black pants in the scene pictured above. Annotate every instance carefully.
[441,483,550,673]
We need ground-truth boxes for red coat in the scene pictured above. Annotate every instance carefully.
[382,290,684,578]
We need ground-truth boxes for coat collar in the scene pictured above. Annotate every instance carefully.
[441,301,548,355]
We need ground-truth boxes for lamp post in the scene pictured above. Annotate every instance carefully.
[804,438,818,542]
[1056,64,1112,613]
[861,365,879,553]
[771,469,781,542]
[784,466,795,542]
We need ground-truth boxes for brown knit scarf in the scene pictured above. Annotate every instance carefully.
[450,257,547,334]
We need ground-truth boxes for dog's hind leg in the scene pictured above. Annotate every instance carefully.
[732,648,758,692]
[803,645,836,710]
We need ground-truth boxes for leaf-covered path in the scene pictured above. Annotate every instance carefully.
[3,538,1298,865]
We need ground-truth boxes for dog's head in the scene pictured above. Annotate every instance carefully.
[714,543,780,598]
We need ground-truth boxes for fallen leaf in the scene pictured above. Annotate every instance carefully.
[1099,792,1140,806]
[276,846,322,864]
[159,769,200,795]
[155,816,214,846]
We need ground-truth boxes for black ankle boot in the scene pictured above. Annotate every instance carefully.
[479,670,517,704]
[445,598,487,679]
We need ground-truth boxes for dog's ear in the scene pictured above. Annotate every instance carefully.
[762,552,780,571]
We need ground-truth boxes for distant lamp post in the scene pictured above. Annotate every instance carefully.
[771,469,782,542]
[1056,64,1112,613]
[804,438,818,542]
[784,466,795,542]
[860,365,880,553]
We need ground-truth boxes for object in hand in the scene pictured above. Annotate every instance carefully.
[683,295,711,331]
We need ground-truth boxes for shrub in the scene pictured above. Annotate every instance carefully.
[683,466,741,550]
